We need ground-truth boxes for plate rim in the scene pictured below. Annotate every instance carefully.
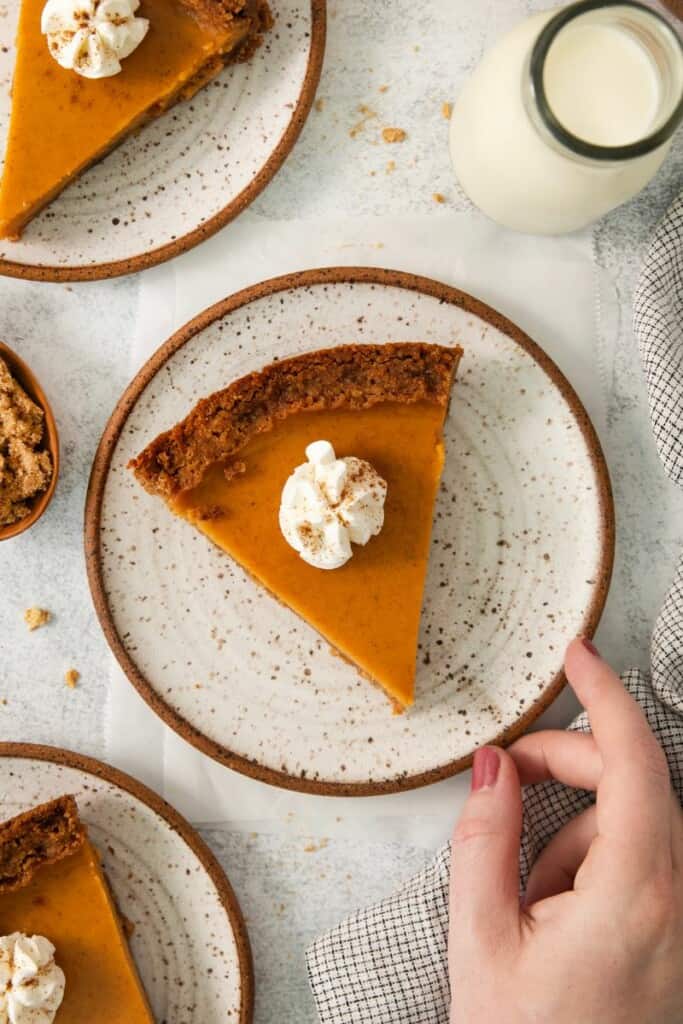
[0,741,254,1023]
[0,0,327,284]
[84,265,616,797]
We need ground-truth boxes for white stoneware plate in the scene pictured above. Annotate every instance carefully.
[86,268,614,796]
[0,744,253,1022]
[0,1,325,281]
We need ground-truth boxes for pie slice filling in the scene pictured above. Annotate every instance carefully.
[0,0,267,240]
[130,343,463,710]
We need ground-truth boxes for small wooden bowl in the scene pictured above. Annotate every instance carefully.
[0,341,59,541]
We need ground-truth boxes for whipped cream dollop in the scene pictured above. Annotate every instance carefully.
[0,934,65,1024]
[41,0,149,79]
[279,440,387,570]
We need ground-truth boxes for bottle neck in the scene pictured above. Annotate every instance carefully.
[523,0,683,166]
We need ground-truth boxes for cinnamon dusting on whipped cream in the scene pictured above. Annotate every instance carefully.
[279,440,387,570]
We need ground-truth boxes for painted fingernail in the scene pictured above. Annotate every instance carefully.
[581,637,600,657]
[472,747,500,791]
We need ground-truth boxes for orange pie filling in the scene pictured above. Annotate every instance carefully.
[172,402,448,709]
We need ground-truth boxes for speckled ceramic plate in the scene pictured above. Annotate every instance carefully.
[0,2,325,282]
[86,268,614,795]
[0,744,253,1022]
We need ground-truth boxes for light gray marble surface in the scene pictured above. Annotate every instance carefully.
[0,2,681,1022]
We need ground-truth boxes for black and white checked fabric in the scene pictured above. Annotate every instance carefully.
[306,193,683,1024]
[634,193,683,488]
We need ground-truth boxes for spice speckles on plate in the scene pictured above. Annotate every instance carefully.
[0,1,325,280]
[86,269,614,795]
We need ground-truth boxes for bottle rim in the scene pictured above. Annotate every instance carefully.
[529,0,683,161]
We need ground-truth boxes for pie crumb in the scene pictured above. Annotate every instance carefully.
[433,192,446,204]
[304,838,329,853]
[378,84,389,93]
[24,607,51,631]
[442,102,453,120]
[64,668,80,689]
[349,105,377,138]
[382,127,406,143]
[314,98,324,112]
[386,160,396,173]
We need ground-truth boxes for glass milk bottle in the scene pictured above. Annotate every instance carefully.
[450,0,683,234]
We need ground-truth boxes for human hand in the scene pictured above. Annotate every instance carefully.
[448,638,683,1024]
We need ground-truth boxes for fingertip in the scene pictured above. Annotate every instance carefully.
[497,745,522,783]
[498,745,522,785]
[566,635,600,668]
[471,746,501,792]
[453,746,522,840]
[471,745,520,783]
[564,638,653,756]
[564,636,605,693]
[472,746,522,811]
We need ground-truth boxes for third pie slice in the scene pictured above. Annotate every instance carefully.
[0,796,153,1022]
[130,343,463,710]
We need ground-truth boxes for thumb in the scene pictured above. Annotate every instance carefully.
[449,747,523,954]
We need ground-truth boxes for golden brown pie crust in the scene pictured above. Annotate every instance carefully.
[182,0,253,21]
[130,343,463,499]
[184,0,273,35]
[180,0,270,47]
[0,796,85,894]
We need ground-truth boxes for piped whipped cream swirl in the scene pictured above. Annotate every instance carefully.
[41,0,149,79]
[279,440,387,570]
[0,933,65,1024]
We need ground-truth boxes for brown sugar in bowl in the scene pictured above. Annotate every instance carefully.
[0,341,59,541]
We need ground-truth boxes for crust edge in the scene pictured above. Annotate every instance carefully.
[130,342,464,499]
[0,795,86,894]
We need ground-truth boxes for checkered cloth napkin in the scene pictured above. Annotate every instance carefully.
[306,193,683,1024]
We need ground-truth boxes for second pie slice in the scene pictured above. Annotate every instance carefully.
[0,0,268,240]
[130,343,463,710]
